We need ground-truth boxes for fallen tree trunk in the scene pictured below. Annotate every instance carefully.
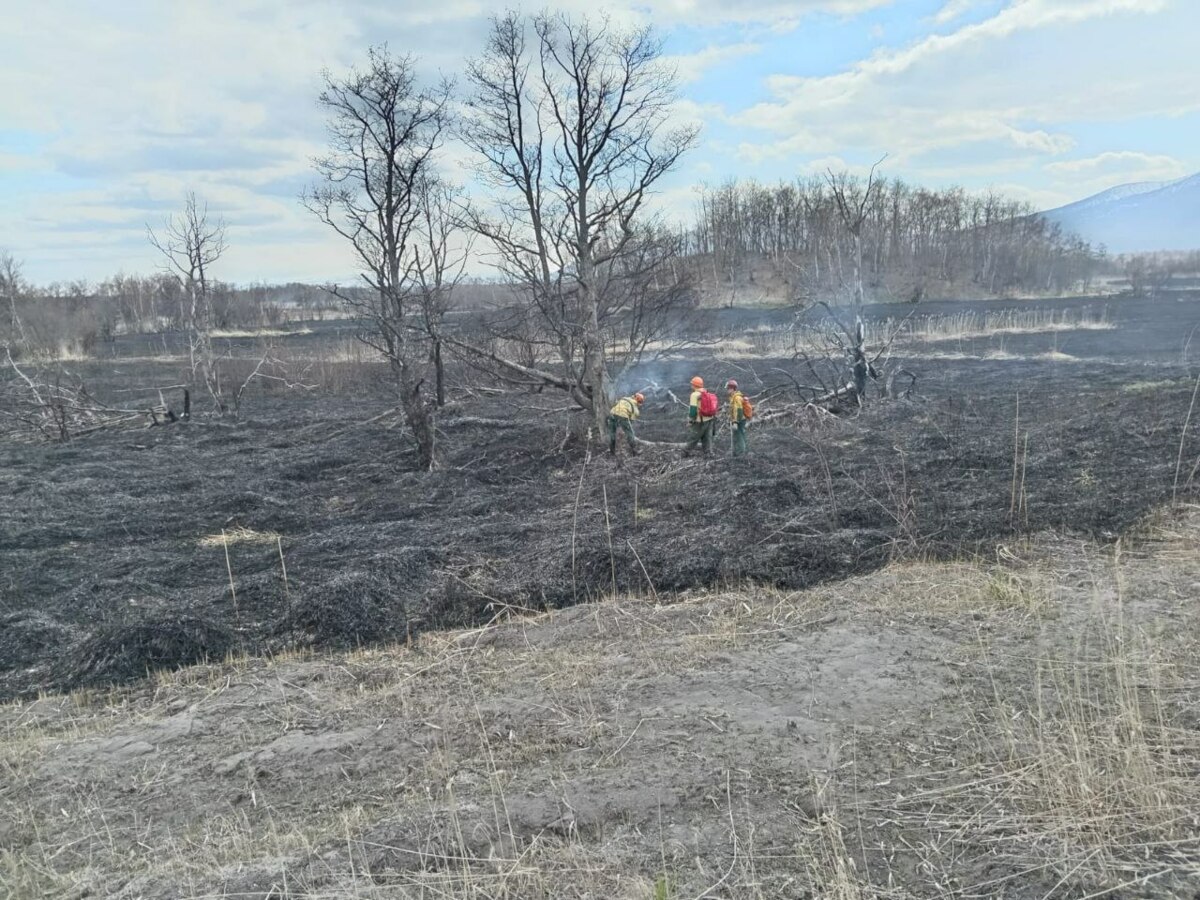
[439,416,526,430]
[633,435,689,449]
[442,335,574,393]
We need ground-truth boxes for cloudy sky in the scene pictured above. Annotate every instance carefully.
[2,0,1196,285]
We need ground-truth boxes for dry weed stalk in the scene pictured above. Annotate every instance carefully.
[1172,370,1200,503]
[894,612,1200,894]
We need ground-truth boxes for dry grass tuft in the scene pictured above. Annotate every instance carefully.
[1122,379,1182,394]
[198,525,281,548]
[814,557,1053,620]
[209,326,314,339]
[895,305,1114,343]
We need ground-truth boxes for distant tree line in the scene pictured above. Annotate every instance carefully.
[1115,250,1200,296]
[0,259,342,362]
[686,177,1103,302]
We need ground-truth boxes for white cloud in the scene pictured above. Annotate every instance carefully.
[666,43,762,84]
[733,0,1184,172]
[0,0,899,282]
[972,181,1072,210]
[0,152,50,174]
[1044,151,1189,178]
[1006,127,1074,155]
[588,0,891,28]
[1040,151,1191,199]
[751,0,1169,115]
[931,0,979,26]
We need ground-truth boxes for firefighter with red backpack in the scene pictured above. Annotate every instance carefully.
[726,379,753,457]
[684,376,718,457]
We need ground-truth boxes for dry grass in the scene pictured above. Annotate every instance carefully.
[210,327,314,339]
[731,305,1113,359]
[1123,379,1182,394]
[807,556,1054,621]
[197,525,281,548]
[879,516,1200,895]
[890,620,1200,894]
[894,305,1113,343]
[909,348,1085,363]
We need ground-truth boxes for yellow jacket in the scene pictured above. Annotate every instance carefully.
[689,389,714,422]
[610,396,641,420]
[728,390,745,422]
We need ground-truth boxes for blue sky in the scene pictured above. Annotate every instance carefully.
[1,0,1197,284]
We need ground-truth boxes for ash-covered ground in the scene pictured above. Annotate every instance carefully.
[2,293,1199,697]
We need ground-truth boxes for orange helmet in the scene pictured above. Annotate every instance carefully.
[633,392,645,404]
[690,376,704,389]
[726,379,738,391]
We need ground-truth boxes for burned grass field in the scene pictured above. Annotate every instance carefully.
[2,294,1200,699]
[4,292,1200,898]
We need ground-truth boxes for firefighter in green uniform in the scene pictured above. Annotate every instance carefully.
[683,376,716,458]
[726,379,749,457]
[607,392,644,455]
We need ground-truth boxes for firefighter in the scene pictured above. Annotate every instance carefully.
[727,379,749,457]
[683,375,716,458]
[608,392,644,455]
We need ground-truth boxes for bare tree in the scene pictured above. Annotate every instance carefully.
[411,175,472,408]
[304,46,451,470]
[148,194,227,412]
[826,157,885,308]
[461,11,697,438]
[0,250,26,351]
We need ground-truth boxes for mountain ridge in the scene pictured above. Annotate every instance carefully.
[1043,172,1200,252]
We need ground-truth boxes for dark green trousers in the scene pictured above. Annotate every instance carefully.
[684,419,714,456]
[732,420,747,456]
[607,415,636,454]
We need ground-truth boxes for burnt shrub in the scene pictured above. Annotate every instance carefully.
[283,565,414,650]
[57,615,234,689]
[0,612,70,672]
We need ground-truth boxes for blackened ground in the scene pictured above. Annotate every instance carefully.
[2,293,1199,697]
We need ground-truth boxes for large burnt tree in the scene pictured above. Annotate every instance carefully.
[461,12,697,438]
[305,46,451,470]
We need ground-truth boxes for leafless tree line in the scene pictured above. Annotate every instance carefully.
[0,268,338,362]
[688,176,1102,302]
[1119,250,1200,296]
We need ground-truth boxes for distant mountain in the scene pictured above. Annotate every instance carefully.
[1042,173,1200,253]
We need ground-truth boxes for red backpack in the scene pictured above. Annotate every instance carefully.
[698,390,719,418]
